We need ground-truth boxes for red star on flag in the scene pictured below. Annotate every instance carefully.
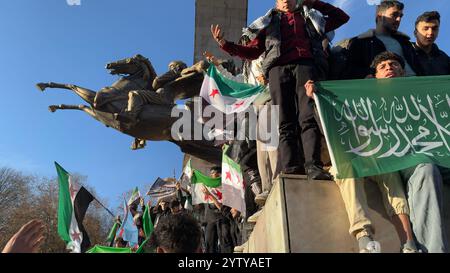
[209,89,219,99]
[71,231,81,241]
[225,171,232,181]
[213,189,223,200]
[233,101,245,109]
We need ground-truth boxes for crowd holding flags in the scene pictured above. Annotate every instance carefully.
[54,141,247,253]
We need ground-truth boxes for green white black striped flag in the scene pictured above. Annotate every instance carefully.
[55,162,94,253]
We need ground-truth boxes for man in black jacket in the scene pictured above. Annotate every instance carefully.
[344,0,418,79]
[412,11,450,76]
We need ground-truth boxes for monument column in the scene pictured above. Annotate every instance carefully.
[194,0,248,65]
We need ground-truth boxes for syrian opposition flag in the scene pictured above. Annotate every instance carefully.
[55,162,94,253]
[190,169,222,205]
[128,187,141,206]
[221,145,246,216]
[200,64,265,114]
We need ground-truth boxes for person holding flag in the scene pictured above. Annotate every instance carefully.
[211,0,349,179]
[188,166,224,253]
[305,51,447,253]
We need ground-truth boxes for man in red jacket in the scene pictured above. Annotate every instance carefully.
[211,0,349,179]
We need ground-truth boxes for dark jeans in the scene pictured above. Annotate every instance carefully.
[205,220,220,253]
[269,60,322,173]
[219,218,234,253]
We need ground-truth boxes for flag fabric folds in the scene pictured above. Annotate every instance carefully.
[200,64,265,114]
[86,245,132,253]
[55,162,94,253]
[190,169,222,205]
[221,145,246,216]
[142,204,154,238]
[128,187,141,206]
[314,75,450,179]
[116,198,139,248]
[106,222,120,246]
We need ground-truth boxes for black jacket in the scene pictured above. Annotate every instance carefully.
[344,29,418,79]
[413,43,450,76]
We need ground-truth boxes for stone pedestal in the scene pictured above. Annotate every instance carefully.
[245,174,450,253]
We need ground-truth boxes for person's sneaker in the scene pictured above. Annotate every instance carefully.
[247,209,263,223]
[255,191,269,206]
[401,247,420,253]
[401,240,420,253]
[305,165,333,181]
[359,240,381,253]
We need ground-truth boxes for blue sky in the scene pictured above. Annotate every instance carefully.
[0,0,448,211]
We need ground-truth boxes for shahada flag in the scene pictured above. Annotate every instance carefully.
[314,75,450,179]
[191,169,222,205]
[55,162,94,253]
[200,63,265,114]
[221,145,246,216]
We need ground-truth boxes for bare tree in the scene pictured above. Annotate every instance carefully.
[0,167,112,253]
[0,167,33,236]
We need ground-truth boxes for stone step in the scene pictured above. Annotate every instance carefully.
[244,174,450,253]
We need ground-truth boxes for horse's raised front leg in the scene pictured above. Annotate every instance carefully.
[36,82,96,106]
[48,104,95,117]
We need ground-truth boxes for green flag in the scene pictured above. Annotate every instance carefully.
[314,75,450,179]
[136,238,153,254]
[128,187,141,206]
[200,64,265,114]
[142,205,154,238]
[221,145,246,215]
[106,222,119,243]
[86,245,132,253]
[191,169,222,205]
[55,162,94,253]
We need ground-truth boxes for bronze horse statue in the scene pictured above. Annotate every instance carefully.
[36,54,222,164]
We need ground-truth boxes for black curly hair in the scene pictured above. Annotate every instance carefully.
[149,213,201,253]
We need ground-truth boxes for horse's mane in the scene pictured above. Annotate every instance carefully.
[137,56,157,87]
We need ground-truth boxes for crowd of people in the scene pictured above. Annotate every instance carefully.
[2,0,449,254]
[206,0,449,253]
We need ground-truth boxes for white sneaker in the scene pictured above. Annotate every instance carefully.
[402,247,420,253]
[360,241,381,253]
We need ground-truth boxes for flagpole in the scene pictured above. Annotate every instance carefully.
[93,197,115,218]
